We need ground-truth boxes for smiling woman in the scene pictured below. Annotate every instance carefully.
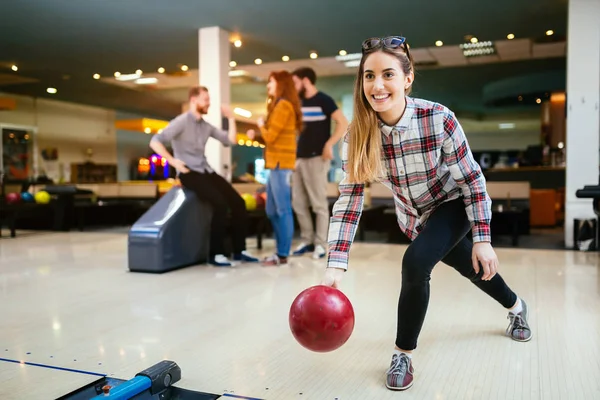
[322,35,532,392]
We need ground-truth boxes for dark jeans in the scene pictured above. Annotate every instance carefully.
[179,170,247,258]
[396,199,518,351]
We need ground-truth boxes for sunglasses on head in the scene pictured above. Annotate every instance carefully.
[362,36,408,53]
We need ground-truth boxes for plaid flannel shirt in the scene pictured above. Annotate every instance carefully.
[327,96,492,270]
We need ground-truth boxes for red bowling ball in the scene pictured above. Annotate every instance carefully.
[289,285,355,353]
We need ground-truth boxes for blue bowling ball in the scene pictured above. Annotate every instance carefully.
[21,192,34,202]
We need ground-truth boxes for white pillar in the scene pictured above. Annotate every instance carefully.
[564,0,600,248]
[198,26,232,181]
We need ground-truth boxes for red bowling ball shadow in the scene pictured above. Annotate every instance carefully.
[289,285,355,353]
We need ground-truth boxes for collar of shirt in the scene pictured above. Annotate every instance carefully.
[378,96,415,136]
[187,110,204,123]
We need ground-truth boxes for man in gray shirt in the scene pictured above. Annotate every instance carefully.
[150,86,259,267]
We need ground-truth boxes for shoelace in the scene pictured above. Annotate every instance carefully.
[507,313,527,331]
[386,355,408,377]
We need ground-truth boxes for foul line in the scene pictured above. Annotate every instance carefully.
[0,357,106,377]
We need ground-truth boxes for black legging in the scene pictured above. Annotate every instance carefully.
[179,170,248,257]
[396,199,517,350]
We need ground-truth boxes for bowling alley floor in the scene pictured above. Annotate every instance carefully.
[1,230,600,400]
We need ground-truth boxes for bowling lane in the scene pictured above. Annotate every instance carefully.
[0,359,102,400]
[1,231,599,399]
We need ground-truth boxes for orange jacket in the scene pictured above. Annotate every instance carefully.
[259,99,298,170]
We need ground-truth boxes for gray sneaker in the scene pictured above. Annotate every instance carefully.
[385,353,414,391]
[506,299,532,342]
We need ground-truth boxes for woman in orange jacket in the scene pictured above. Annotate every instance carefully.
[247,70,303,266]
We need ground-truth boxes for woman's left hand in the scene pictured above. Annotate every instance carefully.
[256,117,265,128]
[472,242,498,281]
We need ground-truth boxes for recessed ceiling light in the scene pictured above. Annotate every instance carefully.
[435,40,443,47]
[135,69,142,75]
[234,40,242,48]
[470,37,478,43]
[546,30,554,36]
[310,52,318,59]
[254,58,262,65]
[46,88,57,94]
[507,33,515,40]
[93,74,100,79]
[229,61,237,68]
[11,65,18,72]
[157,67,165,73]
[114,71,121,78]
[339,50,347,56]
[536,98,542,104]
[282,55,290,62]
[180,65,188,71]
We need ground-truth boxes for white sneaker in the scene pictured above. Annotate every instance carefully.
[312,245,326,259]
[210,254,236,267]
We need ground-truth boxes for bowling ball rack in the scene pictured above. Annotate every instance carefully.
[57,360,263,400]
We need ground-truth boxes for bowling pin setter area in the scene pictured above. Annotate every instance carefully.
[1,231,600,399]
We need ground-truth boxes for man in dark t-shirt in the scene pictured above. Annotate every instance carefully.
[291,67,349,259]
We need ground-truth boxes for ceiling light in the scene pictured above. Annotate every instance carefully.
[116,73,142,81]
[234,40,242,48]
[11,65,18,72]
[344,60,360,68]
[135,69,143,75]
[470,37,478,43]
[180,65,188,71]
[234,107,252,118]
[435,40,443,47]
[460,41,495,57]
[499,123,515,129]
[114,71,121,78]
[46,88,57,94]
[339,50,347,56]
[229,70,249,77]
[254,58,262,65]
[310,52,318,59]
[229,61,237,68]
[335,53,362,62]
[282,55,290,62]
[144,127,151,134]
[546,30,554,36]
[157,67,165,73]
[135,77,158,85]
[93,74,100,79]
[536,98,542,104]
[507,33,515,40]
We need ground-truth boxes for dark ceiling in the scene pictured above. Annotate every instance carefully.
[0,0,568,119]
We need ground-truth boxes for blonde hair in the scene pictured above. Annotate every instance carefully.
[346,45,414,184]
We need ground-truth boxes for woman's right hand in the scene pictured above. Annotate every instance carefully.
[321,267,345,289]
[170,159,189,174]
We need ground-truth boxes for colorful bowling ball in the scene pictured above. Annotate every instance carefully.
[5,192,21,205]
[241,193,257,211]
[34,190,51,204]
[21,192,34,202]
[289,285,355,353]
